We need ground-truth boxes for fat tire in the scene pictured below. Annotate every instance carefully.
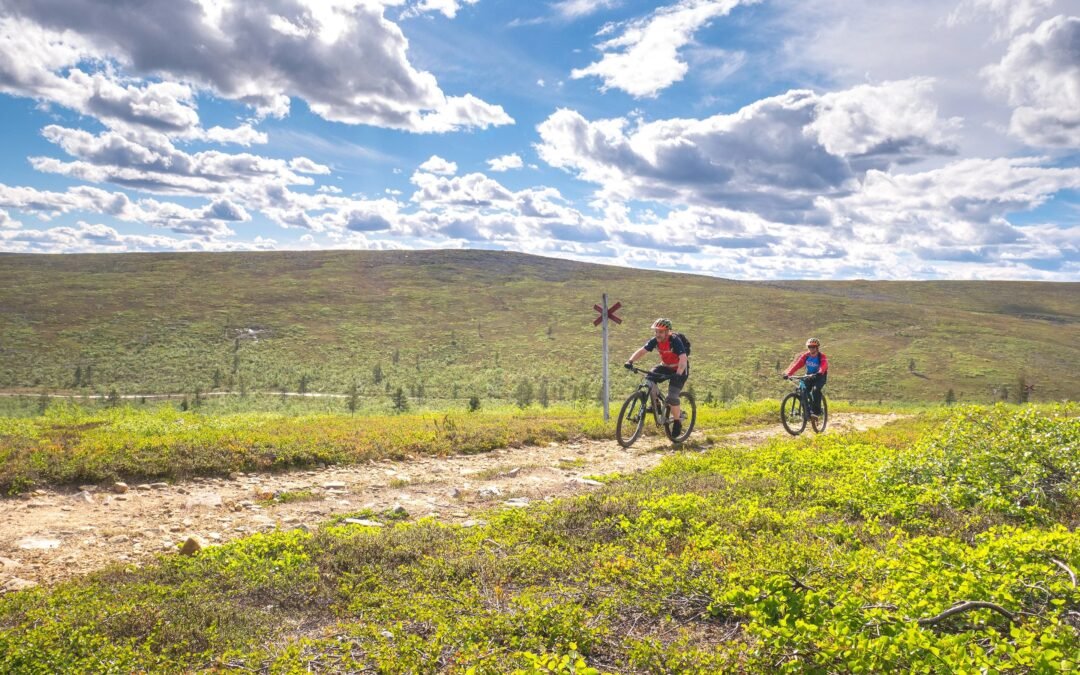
[811,395,829,433]
[616,392,647,448]
[780,393,807,436]
[664,391,697,443]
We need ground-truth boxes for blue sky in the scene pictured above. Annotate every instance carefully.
[0,0,1077,279]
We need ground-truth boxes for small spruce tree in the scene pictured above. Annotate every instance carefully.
[348,383,359,413]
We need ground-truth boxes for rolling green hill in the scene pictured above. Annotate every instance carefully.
[0,250,1076,403]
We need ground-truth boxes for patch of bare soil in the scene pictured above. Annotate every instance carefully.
[0,414,901,591]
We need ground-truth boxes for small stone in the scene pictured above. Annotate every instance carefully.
[178,536,204,556]
[17,538,61,550]
[109,535,129,544]
[135,484,152,491]
[185,493,222,509]
[182,518,193,527]
[505,467,521,478]
[323,481,347,490]
[343,518,384,527]
[114,494,129,501]
[460,519,486,528]
[175,487,189,495]
[73,491,95,504]
[150,482,169,489]
[3,577,38,592]
[504,498,530,507]
[78,485,96,492]
[208,532,222,541]
[33,489,48,496]
[169,524,183,532]
[478,487,502,499]
[60,506,74,512]
[112,482,129,494]
[450,488,462,499]
[228,472,242,480]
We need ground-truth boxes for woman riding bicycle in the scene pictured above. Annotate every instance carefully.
[624,318,689,437]
[783,338,828,420]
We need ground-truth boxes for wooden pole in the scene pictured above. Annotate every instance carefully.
[602,293,610,422]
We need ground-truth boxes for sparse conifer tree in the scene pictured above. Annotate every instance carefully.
[515,380,534,408]
[348,383,359,413]
[468,395,481,412]
[539,379,549,407]
[73,365,82,388]
[945,388,956,405]
[373,364,383,384]
[393,386,408,412]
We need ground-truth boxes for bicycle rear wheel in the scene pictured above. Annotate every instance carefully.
[616,391,647,448]
[664,391,696,443]
[811,395,828,433]
[780,393,806,436]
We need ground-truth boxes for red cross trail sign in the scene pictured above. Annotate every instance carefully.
[594,295,622,421]
[593,301,622,326]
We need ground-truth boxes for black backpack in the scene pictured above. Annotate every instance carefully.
[671,332,691,356]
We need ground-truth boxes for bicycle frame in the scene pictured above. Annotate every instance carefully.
[631,367,671,427]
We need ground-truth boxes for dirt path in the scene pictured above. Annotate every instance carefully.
[0,413,900,592]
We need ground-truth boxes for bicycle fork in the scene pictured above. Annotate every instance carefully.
[647,381,666,425]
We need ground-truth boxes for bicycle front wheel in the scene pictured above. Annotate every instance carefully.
[616,391,647,448]
[780,393,806,436]
[664,391,697,443]
[811,394,828,433]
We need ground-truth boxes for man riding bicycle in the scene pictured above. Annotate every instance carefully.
[784,338,828,419]
[624,318,689,437]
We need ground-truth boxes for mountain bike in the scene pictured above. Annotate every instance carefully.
[616,366,697,447]
[780,374,828,436]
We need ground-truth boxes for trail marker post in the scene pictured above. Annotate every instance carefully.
[593,295,622,421]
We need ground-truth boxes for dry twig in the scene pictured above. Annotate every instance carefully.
[1051,558,1077,588]
[917,601,1016,627]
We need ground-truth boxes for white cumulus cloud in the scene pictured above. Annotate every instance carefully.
[571,0,753,97]
[487,153,524,171]
[418,155,459,175]
[984,15,1080,148]
[0,0,511,133]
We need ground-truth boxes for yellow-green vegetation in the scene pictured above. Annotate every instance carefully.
[0,399,784,493]
[2,405,1076,673]
[0,250,1076,403]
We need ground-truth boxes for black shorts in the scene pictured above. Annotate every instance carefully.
[648,365,688,404]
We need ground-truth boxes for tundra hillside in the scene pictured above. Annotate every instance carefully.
[0,250,1076,403]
